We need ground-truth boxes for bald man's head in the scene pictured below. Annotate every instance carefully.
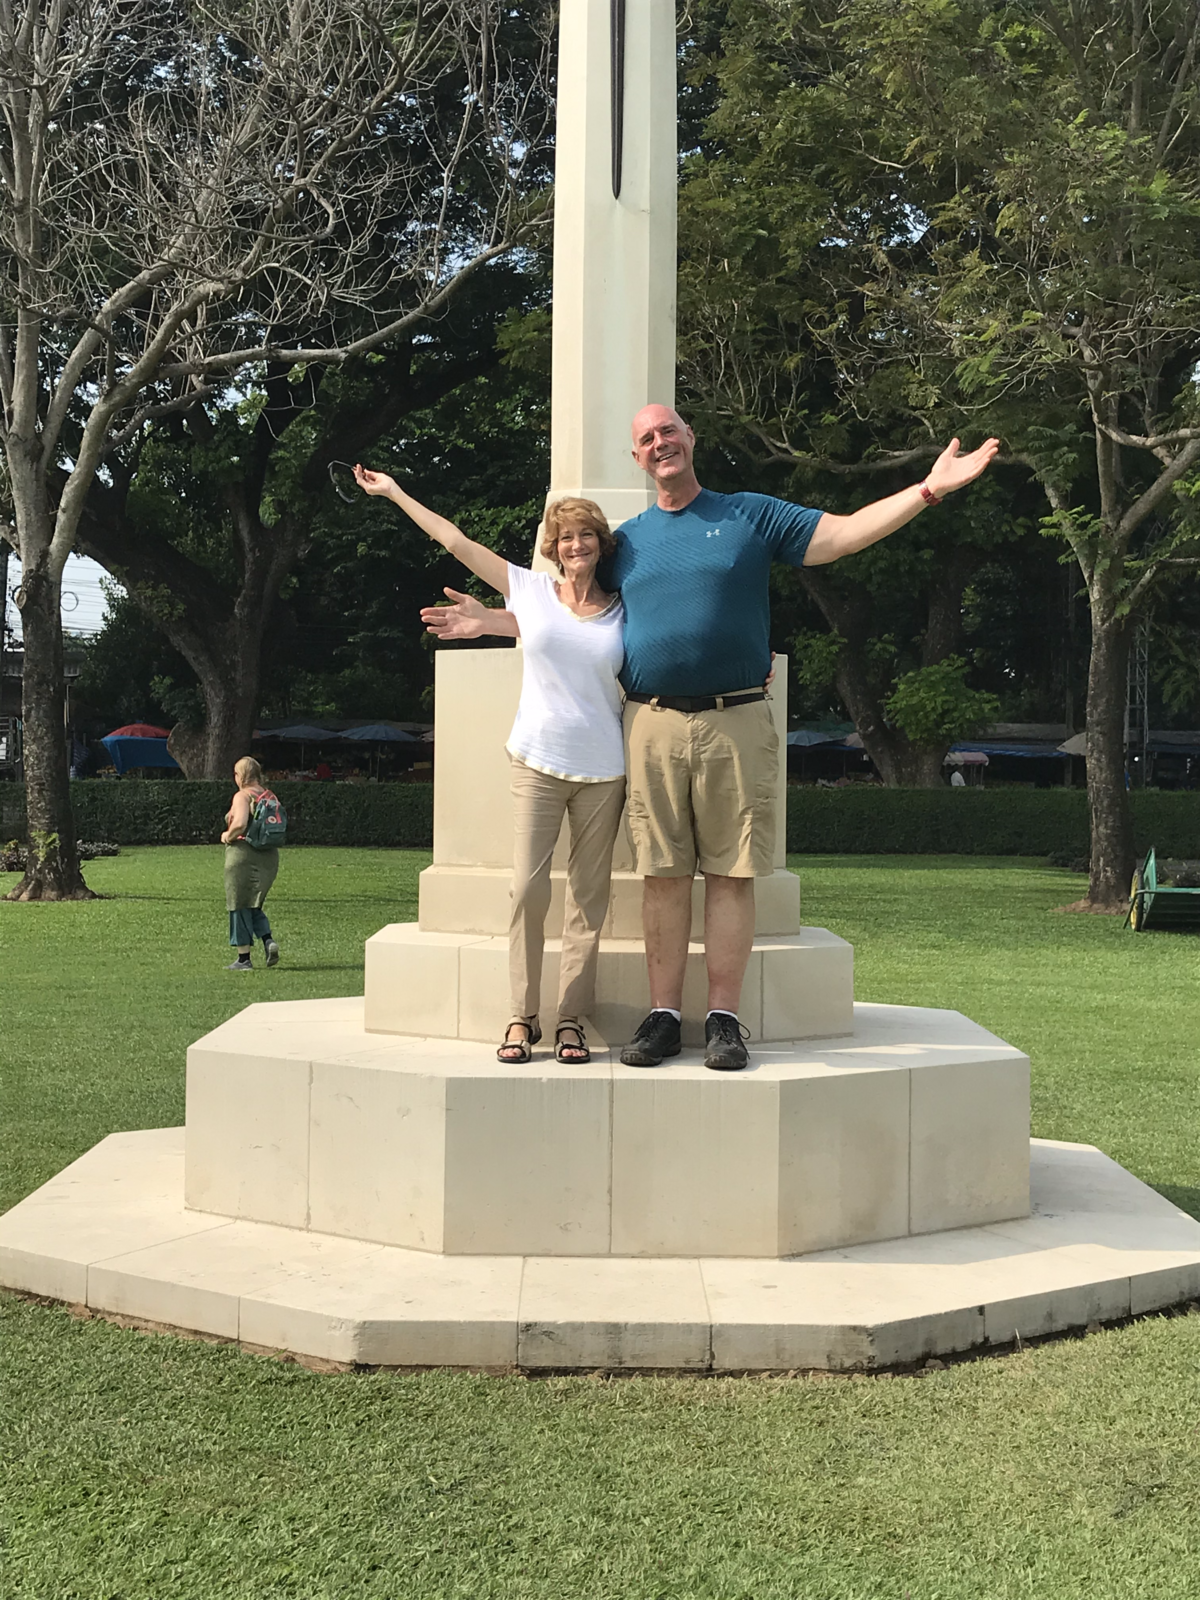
[630,405,697,497]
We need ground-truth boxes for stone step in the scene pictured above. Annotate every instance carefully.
[418,864,802,939]
[181,997,1028,1259]
[365,922,850,1044]
[3,1129,1197,1371]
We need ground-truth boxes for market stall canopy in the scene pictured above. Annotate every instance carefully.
[339,724,419,742]
[1058,732,1087,757]
[260,724,338,741]
[105,722,169,739]
[787,729,850,748]
[100,735,179,775]
[951,741,1069,760]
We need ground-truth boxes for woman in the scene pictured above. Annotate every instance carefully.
[353,465,624,1064]
[221,756,281,972]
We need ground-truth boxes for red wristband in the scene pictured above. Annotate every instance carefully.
[918,481,942,507]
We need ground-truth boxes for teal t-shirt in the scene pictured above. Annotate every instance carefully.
[606,489,822,697]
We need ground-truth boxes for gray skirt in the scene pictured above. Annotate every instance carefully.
[224,841,279,911]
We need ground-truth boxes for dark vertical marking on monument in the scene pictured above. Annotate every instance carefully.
[610,0,626,198]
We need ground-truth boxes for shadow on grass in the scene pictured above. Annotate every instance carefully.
[1154,1184,1200,1222]
[789,854,1068,872]
[278,896,420,906]
[265,963,364,974]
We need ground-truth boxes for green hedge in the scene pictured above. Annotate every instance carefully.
[0,780,436,848]
[2,779,1198,856]
[784,785,1200,857]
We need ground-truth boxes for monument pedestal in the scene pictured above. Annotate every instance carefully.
[364,926,853,1045]
[5,1118,1199,1373]
[180,997,1029,1258]
[5,0,1199,1373]
[4,643,1199,1367]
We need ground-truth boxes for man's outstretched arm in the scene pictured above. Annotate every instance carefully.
[420,587,521,640]
[804,437,999,566]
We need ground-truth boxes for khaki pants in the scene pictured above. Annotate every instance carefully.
[509,761,626,1024]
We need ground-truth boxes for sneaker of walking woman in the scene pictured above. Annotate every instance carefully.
[227,954,253,972]
[263,937,280,967]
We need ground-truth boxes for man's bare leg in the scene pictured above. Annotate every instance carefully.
[642,874,693,1010]
[702,873,755,1014]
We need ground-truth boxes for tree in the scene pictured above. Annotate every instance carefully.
[76,284,538,777]
[678,0,1200,906]
[0,0,551,898]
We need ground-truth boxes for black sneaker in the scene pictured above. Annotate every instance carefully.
[263,938,280,967]
[704,1013,750,1072]
[620,1010,682,1067]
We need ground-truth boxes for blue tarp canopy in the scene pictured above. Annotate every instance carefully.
[100,735,180,775]
[950,742,1068,760]
[339,724,418,742]
[260,724,337,741]
[787,729,850,749]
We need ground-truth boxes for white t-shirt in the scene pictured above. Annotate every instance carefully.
[504,563,625,782]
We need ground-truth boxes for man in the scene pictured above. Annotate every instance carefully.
[424,405,998,1071]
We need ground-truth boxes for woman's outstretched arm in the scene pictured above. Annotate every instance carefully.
[420,587,521,640]
[354,467,511,596]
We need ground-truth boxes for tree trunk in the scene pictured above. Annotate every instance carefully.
[1084,610,1133,909]
[801,566,960,787]
[79,500,295,781]
[6,564,94,901]
[167,667,261,780]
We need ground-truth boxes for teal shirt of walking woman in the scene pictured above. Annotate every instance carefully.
[222,756,281,971]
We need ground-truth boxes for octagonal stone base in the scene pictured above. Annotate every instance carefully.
[4,1131,1199,1372]
[183,996,1029,1258]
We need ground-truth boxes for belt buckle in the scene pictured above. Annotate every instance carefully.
[714,695,725,711]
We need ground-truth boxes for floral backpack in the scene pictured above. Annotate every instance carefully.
[243,788,288,850]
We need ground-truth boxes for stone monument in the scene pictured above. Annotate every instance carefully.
[3,0,1199,1370]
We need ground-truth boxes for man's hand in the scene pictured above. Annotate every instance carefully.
[924,437,1000,499]
[420,587,521,640]
[353,464,399,497]
[805,436,1002,566]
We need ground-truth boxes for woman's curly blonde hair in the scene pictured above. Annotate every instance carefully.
[540,497,616,572]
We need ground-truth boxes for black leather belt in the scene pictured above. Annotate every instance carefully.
[625,690,767,713]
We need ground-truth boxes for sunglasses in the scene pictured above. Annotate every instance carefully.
[327,460,359,503]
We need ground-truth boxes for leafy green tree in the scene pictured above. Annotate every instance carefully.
[77,271,546,777]
[678,0,1200,905]
[267,357,549,721]
[76,355,550,733]
[0,0,551,897]
[885,658,1000,753]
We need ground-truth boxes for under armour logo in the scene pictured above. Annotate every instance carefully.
[705,528,721,537]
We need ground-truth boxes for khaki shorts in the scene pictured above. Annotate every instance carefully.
[623,696,779,878]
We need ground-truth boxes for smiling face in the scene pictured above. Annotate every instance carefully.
[555,520,602,580]
[630,404,696,488]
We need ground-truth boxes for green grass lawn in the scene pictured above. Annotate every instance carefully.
[3,847,1200,1600]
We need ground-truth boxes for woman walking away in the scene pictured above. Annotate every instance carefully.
[221,756,282,971]
[354,465,625,1065]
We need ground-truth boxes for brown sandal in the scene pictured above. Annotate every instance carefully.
[555,1021,590,1064]
[497,1017,541,1063]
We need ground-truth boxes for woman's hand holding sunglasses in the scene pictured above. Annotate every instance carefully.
[352,463,397,498]
[326,460,398,502]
